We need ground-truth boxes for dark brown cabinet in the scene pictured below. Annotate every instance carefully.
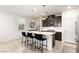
[42,20,46,27]
[55,32,62,41]
[42,15,61,27]
[42,15,62,41]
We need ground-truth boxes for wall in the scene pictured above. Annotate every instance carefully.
[0,11,25,42]
[17,17,27,37]
[36,18,41,31]
[62,8,79,44]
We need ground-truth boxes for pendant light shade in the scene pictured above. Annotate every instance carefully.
[41,5,48,20]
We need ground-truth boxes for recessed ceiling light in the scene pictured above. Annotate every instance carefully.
[32,8,36,11]
[67,6,71,9]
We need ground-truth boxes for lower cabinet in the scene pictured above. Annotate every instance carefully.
[55,32,62,41]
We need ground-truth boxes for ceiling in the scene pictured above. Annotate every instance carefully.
[0,5,79,17]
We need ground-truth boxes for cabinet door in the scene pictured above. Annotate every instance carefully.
[54,16,61,27]
[42,20,46,27]
[46,18,50,27]
[55,32,62,41]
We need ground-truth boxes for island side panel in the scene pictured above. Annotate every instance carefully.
[47,34,54,50]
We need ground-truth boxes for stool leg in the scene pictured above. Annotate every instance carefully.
[31,39,34,50]
[41,41,43,53]
[21,36,23,44]
[24,38,26,46]
[34,39,36,51]
[46,40,47,51]
[30,38,32,50]
[27,38,29,48]
[40,41,41,52]
[37,40,38,49]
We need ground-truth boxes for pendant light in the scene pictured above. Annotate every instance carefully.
[31,8,37,20]
[41,5,48,20]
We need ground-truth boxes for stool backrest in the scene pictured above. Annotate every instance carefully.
[27,33,34,38]
[35,34,42,40]
[22,32,26,36]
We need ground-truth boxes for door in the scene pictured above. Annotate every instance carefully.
[76,16,79,44]
[62,16,76,43]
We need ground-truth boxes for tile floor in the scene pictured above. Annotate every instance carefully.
[0,38,78,53]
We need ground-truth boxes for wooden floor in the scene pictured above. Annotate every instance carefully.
[0,38,78,53]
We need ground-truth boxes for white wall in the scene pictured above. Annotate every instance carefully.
[0,11,26,42]
[62,8,79,44]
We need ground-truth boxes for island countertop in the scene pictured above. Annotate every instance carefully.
[26,31,56,35]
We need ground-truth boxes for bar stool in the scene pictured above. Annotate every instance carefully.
[27,32,35,50]
[35,34,47,53]
[21,32,29,46]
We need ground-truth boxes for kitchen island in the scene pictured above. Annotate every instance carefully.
[26,31,56,51]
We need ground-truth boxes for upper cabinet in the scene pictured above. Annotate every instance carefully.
[42,15,61,27]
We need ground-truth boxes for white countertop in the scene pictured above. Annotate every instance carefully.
[26,31,56,35]
[40,27,62,32]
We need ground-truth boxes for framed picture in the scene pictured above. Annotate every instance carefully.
[18,24,24,30]
[30,22,35,28]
